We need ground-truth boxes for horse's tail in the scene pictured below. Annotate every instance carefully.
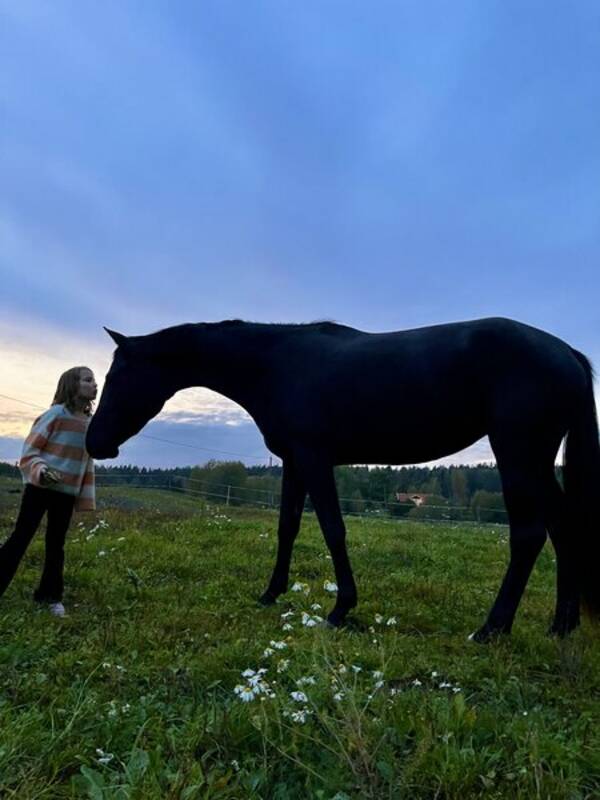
[563,348,600,621]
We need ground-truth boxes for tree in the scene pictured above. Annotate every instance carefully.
[470,490,507,523]
[188,460,248,505]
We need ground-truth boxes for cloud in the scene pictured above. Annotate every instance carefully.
[0,314,250,441]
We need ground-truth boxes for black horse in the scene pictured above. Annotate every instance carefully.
[86,317,600,641]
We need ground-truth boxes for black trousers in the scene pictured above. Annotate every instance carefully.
[0,484,75,603]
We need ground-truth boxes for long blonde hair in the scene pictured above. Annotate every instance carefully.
[52,366,94,416]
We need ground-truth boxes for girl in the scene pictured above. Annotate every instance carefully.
[0,366,97,616]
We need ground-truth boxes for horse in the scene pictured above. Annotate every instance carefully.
[86,317,600,641]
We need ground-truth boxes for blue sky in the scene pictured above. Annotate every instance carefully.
[1,1,599,468]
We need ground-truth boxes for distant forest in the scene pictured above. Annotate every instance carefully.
[0,459,523,522]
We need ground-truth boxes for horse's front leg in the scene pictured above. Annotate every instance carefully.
[259,460,306,606]
[296,453,357,627]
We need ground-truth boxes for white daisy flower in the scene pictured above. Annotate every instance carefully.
[234,685,256,702]
[296,676,316,686]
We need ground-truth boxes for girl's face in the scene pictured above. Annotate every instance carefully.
[78,368,98,402]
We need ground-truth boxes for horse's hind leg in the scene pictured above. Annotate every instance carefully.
[547,478,580,636]
[259,460,306,606]
[471,441,553,643]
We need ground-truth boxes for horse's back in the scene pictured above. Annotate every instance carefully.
[261,317,587,463]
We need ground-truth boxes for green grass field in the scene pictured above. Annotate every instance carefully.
[1,478,599,799]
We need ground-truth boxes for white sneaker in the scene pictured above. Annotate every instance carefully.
[48,602,66,617]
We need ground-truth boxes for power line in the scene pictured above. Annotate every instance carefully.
[0,392,273,463]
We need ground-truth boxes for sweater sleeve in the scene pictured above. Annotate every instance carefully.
[19,408,59,486]
[75,456,96,512]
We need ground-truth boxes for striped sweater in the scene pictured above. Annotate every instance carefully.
[19,404,95,512]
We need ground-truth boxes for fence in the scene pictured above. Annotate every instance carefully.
[95,472,509,526]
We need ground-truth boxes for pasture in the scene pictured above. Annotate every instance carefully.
[0,478,599,799]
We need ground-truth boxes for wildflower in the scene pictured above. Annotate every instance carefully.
[431,671,438,678]
[291,582,309,594]
[121,703,131,713]
[373,671,384,680]
[231,759,240,771]
[336,664,347,674]
[412,678,422,687]
[277,659,290,673]
[452,687,462,694]
[323,580,338,592]
[284,707,312,723]
[269,640,287,650]
[439,681,452,689]
[98,551,106,557]
[386,617,397,626]
[301,612,322,627]
[241,668,256,678]
[290,691,308,702]
[292,708,312,723]
[310,603,322,611]
[246,669,268,687]
[333,691,344,701]
[282,623,293,631]
[262,647,275,657]
[374,613,384,624]
[296,676,316,686]
[351,665,362,673]
[374,680,384,690]
[96,748,114,765]
[234,685,255,703]
[280,611,294,619]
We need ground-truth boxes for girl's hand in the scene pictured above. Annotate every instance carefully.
[41,468,61,485]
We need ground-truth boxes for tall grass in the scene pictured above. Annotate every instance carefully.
[0,483,599,798]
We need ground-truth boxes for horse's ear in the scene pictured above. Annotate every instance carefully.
[104,327,129,348]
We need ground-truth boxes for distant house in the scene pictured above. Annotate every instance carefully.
[395,492,430,507]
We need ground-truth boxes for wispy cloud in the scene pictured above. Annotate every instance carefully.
[0,314,251,441]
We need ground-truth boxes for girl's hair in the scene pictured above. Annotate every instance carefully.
[53,366,94,416]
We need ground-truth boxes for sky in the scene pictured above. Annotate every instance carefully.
[1,1,599,470]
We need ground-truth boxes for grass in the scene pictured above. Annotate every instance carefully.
[0,479,599,799]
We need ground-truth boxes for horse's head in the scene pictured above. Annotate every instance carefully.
[86,328,179,459]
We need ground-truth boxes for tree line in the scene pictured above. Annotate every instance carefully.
[1,459,518,522]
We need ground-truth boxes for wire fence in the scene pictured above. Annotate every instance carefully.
[95,472,509,526]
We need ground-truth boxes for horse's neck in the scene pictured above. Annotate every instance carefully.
[167,323,272,408]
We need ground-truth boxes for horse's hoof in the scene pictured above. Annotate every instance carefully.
[468,625,509,644]
[547,623,578,638]
[326,611,347,628]
[258,591,277,607]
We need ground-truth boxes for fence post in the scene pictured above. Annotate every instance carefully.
[226,485,231,506]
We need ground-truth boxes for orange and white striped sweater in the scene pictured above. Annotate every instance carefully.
[19,404,95,511]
